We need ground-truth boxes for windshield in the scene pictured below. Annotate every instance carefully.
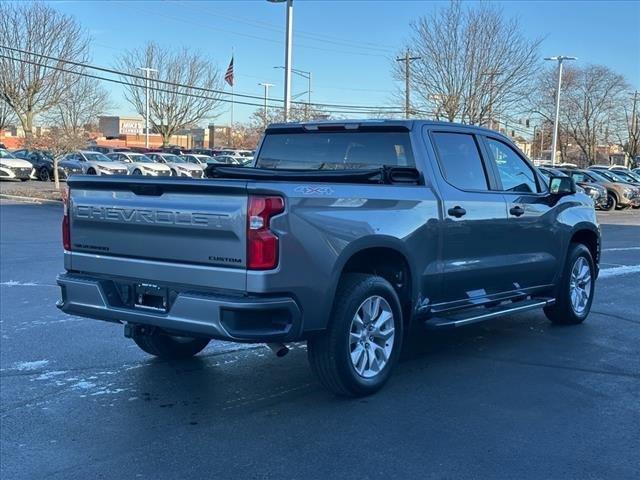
[129,154,154,163]
[598,170,628,182]
[256,131,415,170]
[612,170,639,183]
[0,149,16,159]
[587,170,612,183]
[162,154,185,163]
[84,152,112,162]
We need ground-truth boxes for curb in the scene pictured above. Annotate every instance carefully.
[0,193,62,205]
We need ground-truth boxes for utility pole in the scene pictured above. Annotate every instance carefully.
[396,49,420,119]
[631,90,639,166]
[138,67,158,148]
[258,82,274,125]
[545,55,577,165]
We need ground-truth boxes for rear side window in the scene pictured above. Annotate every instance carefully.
[256,131,415,170]
[431,132,489,191]
[486,138,540,193]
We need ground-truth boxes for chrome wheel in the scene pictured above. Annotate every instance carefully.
[569,256,592,315]
[349,295,395,379]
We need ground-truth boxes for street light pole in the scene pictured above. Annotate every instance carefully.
[545,55,576,165]
[268,0,293,121]
[258,82,274,123]
[138,67,157,148]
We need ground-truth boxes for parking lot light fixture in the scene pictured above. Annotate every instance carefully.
[544,56,577,166]
[138,67,158,148]
[268,0,293,122]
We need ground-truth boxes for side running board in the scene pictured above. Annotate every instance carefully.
[424,298,555,330]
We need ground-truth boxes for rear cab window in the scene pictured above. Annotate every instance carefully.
[255,130,415,170]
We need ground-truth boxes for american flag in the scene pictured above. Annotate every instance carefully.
[224,57,234,87]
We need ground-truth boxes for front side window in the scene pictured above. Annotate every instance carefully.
[486,138,539,193]
[431,132,488,191]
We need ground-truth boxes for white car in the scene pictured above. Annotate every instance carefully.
[62,151,129,176]
[0,149,35,181]
[107,152,172,176]
[146,153,205,178]
[180,154,214,167]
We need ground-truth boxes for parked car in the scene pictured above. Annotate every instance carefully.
[12,149,83,181]
[58,120,601,397]
[539,166,607,209]
[212,154,245,165]
[146,152,205,178]
[179,154,213,167]
[106,152,171,176]
[0,148,34,181]
[88,146,132,155]
[161,146,192,156]
[61,151,129,176]
[561,168,640,211]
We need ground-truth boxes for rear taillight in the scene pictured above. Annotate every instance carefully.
[247,195,284,270]
[62,187,71,251]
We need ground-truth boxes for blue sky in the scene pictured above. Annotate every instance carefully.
[52,0,640,125]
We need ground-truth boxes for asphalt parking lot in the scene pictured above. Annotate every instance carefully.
[1,200,638,480]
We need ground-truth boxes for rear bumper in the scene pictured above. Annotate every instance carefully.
[57,273,303,342]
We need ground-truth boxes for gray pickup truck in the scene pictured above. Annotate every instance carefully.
[57,120,600,396]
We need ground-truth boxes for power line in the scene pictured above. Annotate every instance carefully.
[0,45,403,112]
[0,52,408,116]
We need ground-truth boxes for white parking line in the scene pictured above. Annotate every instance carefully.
[599,265,640,278]
[602,247,640,252]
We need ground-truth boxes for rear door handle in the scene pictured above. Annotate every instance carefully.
[447,206,467,218]
[509,205,525,217]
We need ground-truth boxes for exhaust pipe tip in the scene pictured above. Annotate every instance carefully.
[266,343,289,357]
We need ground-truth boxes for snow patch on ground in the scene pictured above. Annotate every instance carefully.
[12,360,50,371]
[599,265,640,278]
[0,280,47,287]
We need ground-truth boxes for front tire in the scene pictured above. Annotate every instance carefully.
[170,169,177,177]
[307,274,403,397]
[38,168,50,181]
[132,327,210,359]
[87,168,97,175]
[132,169,142,175]
[544,243,595,325]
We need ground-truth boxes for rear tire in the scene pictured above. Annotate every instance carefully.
[307,274,403,397]
[603,193,617,211]
[544,243,595,325]
[132,328,210,359]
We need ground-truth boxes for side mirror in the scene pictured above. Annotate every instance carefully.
[549,176,576,196]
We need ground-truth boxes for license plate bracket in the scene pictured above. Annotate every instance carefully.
[134,283,169,312]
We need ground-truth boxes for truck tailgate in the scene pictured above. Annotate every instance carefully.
[66,176,248,290]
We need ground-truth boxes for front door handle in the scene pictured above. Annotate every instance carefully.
[447,206,467,218]
[510,205,525,217]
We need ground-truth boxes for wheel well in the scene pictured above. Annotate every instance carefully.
[607,190,618,201]
[341,247,413,324]
[571,229,599,265]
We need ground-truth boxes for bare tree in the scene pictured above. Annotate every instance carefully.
[116,42,224,146]
[617,92,640,163]
[533,64,629,165]
[396,1,541,125]
[46,76,109,136]
[0,98,17,131]
[0,1,89,140]
[40,76,109,186]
